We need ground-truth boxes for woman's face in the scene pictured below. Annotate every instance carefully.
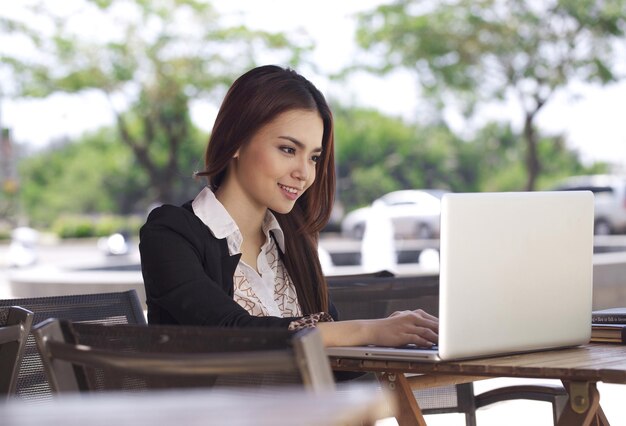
[228,109,324,214]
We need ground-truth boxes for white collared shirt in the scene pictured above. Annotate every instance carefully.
[192,187,302,318]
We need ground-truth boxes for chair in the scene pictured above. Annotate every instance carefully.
[327,272,568,425]
[0,290,146,401]
[0,306,34,397]
[33,320,335,394]
[473,384,568,425]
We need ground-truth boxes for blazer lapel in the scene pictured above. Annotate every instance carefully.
[218,236,241,297]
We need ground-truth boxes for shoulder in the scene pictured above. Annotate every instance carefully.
[141,202,213,242]
[144,203,196,228]
[147,202,193,221]
[140,203,227,261]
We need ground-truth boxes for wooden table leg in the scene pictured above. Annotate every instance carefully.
[557,381,610,426]
[376,372,427,426]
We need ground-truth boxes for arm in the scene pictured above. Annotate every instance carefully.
[317,309,438,347]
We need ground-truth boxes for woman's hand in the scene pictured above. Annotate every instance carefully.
[368,309,439,348]
[317,309,438,348]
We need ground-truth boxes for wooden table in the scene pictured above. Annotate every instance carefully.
[330,343,626,426]
[1,384,393,426]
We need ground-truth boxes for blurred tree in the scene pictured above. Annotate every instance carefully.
[353,0,626,190]
[17,102,606,225]
[466,122,608,191]
[333,105,463,210]
[0,137,22,227]
[18,122,207,227]
[333,104,608,213]
[0,0,309,206]
[19,129,137,226]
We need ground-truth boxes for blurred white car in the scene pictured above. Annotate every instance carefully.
[341,189,449,239]
[552,174,626,235]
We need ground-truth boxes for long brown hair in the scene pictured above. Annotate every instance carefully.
[196,65,335,314]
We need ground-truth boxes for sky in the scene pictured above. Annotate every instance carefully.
[1,0,626,170]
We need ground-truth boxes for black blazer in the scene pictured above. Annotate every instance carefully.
[139,202,338,328]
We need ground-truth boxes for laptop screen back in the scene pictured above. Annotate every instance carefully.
[438,191,594,360]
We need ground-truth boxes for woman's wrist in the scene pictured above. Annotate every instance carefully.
[317,319,373,347]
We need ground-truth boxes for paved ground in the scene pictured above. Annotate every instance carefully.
[0,238,118,298]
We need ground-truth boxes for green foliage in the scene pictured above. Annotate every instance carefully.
[19,132,110,226]
[347,166,399,208]
[334,105,607,214]
[13,100,607,227]
[0,131,24,227]
[333,105,448,209]
[52,216,96,239]
[17,104,209,229]
[334,104,464,211]
[1,0,308,98]
[0,226,10,241]
[0,184,20,228]
[119,78,208,203]
[465,122,609,191]
[353,0,626,189]
[51,214,143,239]
[1,0,310,204]
[20,129,139,227]
[357,0,626,103]
[3,0,615,226]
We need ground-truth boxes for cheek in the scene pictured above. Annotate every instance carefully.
[305,166,317,189]
[241,149,275,176]
[254,153,280,178]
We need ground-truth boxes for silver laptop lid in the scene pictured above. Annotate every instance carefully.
[438,191,594,360]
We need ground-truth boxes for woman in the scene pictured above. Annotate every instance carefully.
[139,65,438,348]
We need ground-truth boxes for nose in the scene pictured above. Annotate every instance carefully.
[292,156,313,183]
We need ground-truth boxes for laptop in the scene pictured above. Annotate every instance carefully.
[326,191,594,362]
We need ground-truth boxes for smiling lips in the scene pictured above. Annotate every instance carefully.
[278,183,300,201]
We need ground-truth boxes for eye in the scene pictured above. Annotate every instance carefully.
[311,154,321,163]
[280,146,296,155]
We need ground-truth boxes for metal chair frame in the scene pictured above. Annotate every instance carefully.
[0,306,34,397]
[33,319,335,394]
[0,290,146,401]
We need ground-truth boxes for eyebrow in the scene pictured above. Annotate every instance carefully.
[279,136,323,153]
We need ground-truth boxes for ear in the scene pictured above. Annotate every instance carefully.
[233,149,240,159]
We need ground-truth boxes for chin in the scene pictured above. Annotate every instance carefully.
[272,206,295,215]
[270,201,297,215]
